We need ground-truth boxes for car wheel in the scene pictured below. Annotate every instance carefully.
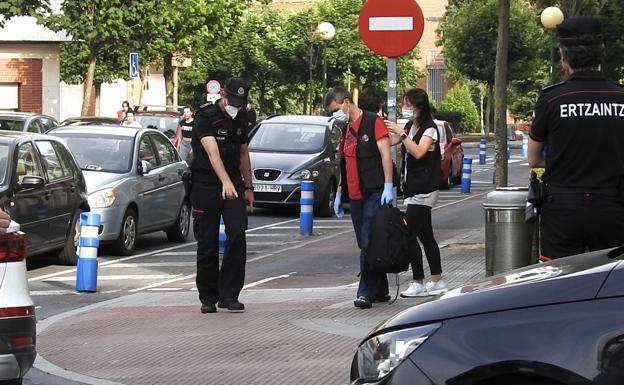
[316,181,335,218]
[58,210,81,265]
[451,157,463,185]
[113,208,137,256]
[166,200,190,243]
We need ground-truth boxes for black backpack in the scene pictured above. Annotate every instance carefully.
[366,205,411,274]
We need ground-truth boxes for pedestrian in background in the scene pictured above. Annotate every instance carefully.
[386,88,447,297]
[173,106,194,163]
[190,77,254,314]
[528,16,624,259]
[118,100,132,121]
[325,86,392,309]
[121,111,142,128]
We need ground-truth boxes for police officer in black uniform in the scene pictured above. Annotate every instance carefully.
[528,16,624,259]
[191,77,254,313]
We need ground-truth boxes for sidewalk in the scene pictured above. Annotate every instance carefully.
[34,229,486,385]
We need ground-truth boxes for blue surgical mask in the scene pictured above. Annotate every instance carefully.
[333,107,348,123]
[401,107,413,119]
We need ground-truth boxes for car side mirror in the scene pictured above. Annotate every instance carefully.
[451,137,462,145]
[138,160,152,175]
[19,176,45,189]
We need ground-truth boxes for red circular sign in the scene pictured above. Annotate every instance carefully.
[206,80,221,94]
[358,0,425,58]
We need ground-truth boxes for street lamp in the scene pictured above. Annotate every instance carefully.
[316,22,335,96]
[540,6,564,84]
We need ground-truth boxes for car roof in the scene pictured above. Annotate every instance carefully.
[134,110,179,117]
[62,116,119,122]
[0,130,59,144]
[261,115,333,125]
[48,125,145,137]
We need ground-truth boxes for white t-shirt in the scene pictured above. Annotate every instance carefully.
[122,121,142,128]
[403,126,439,207]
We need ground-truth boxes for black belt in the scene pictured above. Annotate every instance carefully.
[546,185,619,196]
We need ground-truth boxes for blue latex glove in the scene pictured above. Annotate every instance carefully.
[333,191,344,218]
[381,182,394,205]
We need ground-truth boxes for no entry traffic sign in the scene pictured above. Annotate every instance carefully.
[206,80,221,94]
[358,0,425,58]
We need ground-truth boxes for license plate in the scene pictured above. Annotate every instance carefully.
[253,184,282,193]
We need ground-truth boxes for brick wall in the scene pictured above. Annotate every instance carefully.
[0,58,42,113]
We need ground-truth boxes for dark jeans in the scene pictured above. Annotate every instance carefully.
[405,204,442,280]
[192,182,248,304]
[541,193,624,259]
[349,192,389,300]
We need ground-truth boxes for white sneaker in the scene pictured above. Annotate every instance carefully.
[425,280,448,295]
[400,282,428,297]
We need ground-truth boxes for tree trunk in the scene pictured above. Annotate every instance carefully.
[494,0,510,188]
[94,82,101,116]
[164,53,174,110]
[81,53,96,116]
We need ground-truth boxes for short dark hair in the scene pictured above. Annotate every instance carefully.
[559,43,604,71]
[403,88,433,127]
[324,86,352,107]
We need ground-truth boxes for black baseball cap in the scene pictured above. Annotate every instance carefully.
[557,16,603,46]
[224,77,250,108]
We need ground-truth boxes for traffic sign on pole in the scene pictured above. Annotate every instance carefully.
[358,0,425,58]
[206,80,221,94]
[129,52,139,78]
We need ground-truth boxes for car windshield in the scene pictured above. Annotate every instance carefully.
[54,133,134,173]
[0,118,25,131]
[135,115,178,138]
[249,123,326,153]
[0,144,9,184]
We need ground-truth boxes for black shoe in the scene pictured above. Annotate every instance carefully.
[354,296,372,309]
[200,302,217,314]
[218,299,245,312]
[374,294,391,303]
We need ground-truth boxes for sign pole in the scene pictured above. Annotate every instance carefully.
[387,57,399,205]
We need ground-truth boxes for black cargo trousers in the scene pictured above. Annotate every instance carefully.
[191,177,248,305]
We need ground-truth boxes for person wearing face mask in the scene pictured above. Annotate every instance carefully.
[386,88,447,297]
[325,86,393,309]
[190,77,255,314]
[528,17,624,259]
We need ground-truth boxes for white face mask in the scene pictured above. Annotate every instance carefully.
[332,103,349,123]
[401,107,413,119]
[225,104,240,119]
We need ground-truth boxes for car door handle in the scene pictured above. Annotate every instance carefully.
[158,175,166,182]
[44,191,51,200]
[177,169,185,176]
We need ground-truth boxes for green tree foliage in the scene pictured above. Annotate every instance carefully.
[0,0,49,27]
[438,0,546,120]
[439,82,480,133]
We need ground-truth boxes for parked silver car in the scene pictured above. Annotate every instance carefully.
[49,126,190,255]
[248,115,342,217]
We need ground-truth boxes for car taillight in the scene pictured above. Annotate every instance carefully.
[0,306,35,318]
[10,336,33,347]
[0,231,26,262]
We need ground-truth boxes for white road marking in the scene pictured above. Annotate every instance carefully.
[31,290,77,296]
[242,272,295,289]
[43,274,180,282]
[267,225,353,230]
[101,262,196,267]
[129,273,196,293]
[147,288,182,291]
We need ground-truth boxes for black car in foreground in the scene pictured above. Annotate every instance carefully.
[351,246,624,385]
[0,131,89,264]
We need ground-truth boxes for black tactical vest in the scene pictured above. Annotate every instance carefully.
[402,119,441,197]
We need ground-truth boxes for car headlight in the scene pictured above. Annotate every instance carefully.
[290,169,312,180]
[88,188,117,208]
[356,322,441,382]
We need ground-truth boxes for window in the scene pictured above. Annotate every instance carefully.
[16,142,44,183]
[138,135,157,167]
[39,117,58,132]
[36,140,70,182]
[151,134,176,165]
[0,84,18,110]
[330,123,342,150]
[27,119,43,133]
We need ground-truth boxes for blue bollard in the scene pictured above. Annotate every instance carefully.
[299,180,314,235]
[479,138,487,165]
[218,216,225,254]
[522,134,528,158]
[461,157,473,193]
[76,212,101,292]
